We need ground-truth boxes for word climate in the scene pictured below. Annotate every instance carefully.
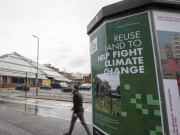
[98,31,146,75]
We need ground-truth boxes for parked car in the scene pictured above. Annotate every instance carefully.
[85,84,91,88]
[50,83,61,89]
[62,84,73,92]
[40,85,51,90]
[15,84,30,91]
[60,82,68,89]
[79,84,91,90]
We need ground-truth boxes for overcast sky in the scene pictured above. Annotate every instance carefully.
[0,0,121,74]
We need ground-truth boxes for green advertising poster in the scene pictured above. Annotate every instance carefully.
[90,12,163,135]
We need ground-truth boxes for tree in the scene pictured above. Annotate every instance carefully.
[116,85,120,93]
[94,76,102,84]
[103,80,111,91]
[94,76,102,97]
[100,84,105,94]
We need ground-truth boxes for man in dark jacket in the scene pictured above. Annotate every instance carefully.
[64,85,91,135]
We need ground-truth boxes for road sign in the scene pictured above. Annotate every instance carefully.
[36,79,38,84]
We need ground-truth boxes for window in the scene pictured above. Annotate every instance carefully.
[174,38,179,41]
[174,42,180,45]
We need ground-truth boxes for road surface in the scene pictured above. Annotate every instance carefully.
[0,91,93,135]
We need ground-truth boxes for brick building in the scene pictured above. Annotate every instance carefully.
[83,74,91,84]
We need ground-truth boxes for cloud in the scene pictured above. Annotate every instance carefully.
[0,0,121,74]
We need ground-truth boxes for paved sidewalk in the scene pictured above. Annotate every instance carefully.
[0,106,93,135]
[18,95,92,103]
[0,120,34,135]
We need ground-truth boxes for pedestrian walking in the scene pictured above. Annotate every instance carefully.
[64,85,91,135]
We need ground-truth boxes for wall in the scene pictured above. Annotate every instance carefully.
[2,83,18,88]
[83,74,91,84]
[42,79,51,85]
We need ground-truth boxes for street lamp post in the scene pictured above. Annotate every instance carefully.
[61,67,65,74]
[30,61,32,86]
[61,67,66,84]
[33,35,39,96]
[0,61,3,91]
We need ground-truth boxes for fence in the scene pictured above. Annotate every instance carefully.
[0,89,91,99]
[32,92,91,99]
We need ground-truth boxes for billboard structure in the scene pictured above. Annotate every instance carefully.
[88,0,180,135]
[90,12,163,135]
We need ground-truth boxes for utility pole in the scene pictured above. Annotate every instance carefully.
[30,61,32,86]
[0,61,3,91]
[33,35,39,96]
[25,73,27,97]
[61,67,66,85]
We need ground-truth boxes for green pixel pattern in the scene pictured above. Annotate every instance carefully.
[130,92,163,134]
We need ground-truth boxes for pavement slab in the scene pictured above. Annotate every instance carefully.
[0,120,34,135]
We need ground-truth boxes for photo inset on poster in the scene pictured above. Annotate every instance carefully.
[94,73,121,116]
[157,30,180,79]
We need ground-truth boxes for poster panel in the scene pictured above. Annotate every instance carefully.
[154,11,180,135]
[163,79,180,135]
[90,12,163,135]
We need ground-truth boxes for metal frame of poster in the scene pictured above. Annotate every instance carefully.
[153,10,180,135]
[90,11,164,135]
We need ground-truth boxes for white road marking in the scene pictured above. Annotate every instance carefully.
[26,100,36,103]
[7,96,92,105]
[85,107,92,112]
